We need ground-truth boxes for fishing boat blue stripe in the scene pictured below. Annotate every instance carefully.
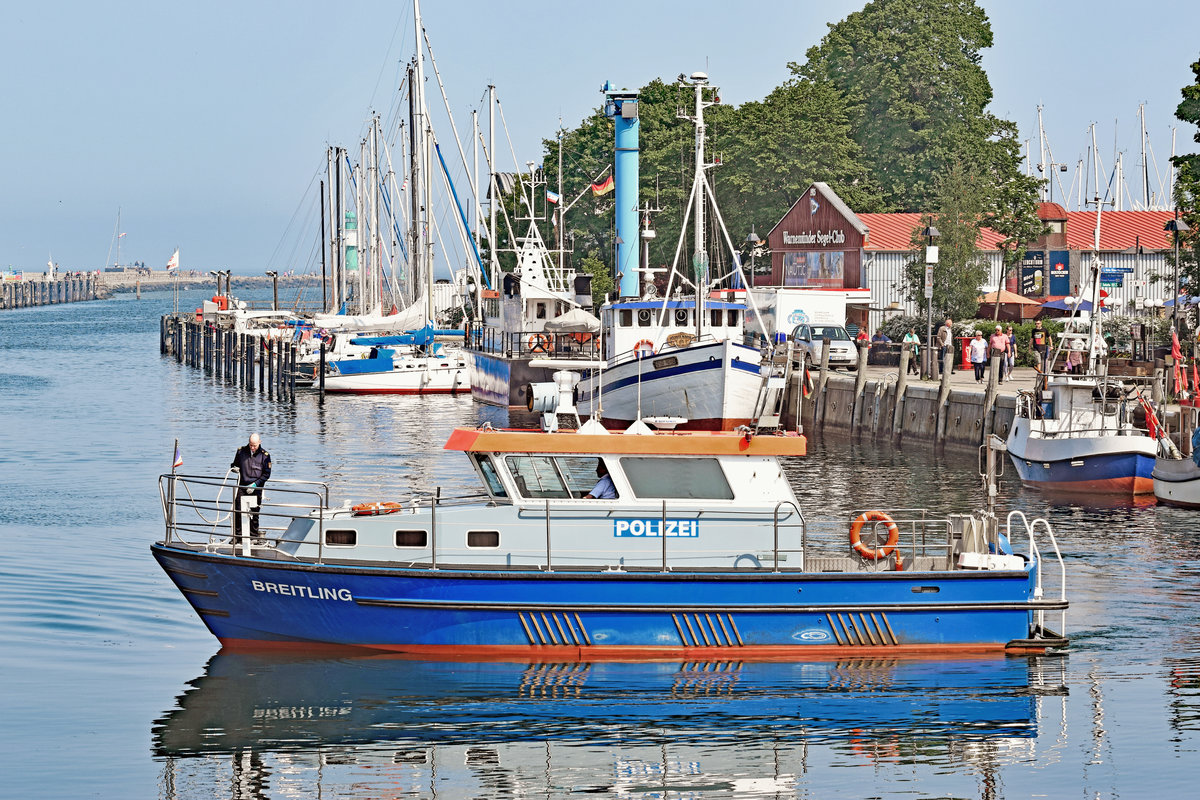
[603,349,761,394]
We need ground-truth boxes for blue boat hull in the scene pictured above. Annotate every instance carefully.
[152,544,1057,656]
[1008,449,1155,495]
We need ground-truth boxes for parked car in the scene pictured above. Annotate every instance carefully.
[790,324,857,369]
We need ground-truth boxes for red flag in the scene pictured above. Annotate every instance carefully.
[1172,329,1185,395]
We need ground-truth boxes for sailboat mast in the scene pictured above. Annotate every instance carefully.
[488,84,498,293]
[413,0,435,324]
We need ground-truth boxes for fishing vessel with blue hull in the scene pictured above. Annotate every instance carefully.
[153,418,1067,657]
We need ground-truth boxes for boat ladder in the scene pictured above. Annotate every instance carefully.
[751,341,794,433]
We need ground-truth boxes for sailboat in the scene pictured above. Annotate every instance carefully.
[322,0,471,396]
[575,73,773,431]
[1007,143,1158,495]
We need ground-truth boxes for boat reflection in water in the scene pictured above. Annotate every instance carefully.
[153,654,1067,799]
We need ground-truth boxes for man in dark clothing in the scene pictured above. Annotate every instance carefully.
[231,433,271,542]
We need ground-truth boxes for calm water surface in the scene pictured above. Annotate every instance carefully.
[1,290,1197,798]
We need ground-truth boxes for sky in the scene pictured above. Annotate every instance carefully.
[2,0,1198,275]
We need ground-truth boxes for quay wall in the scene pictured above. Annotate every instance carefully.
[781,343,1173,451]
[1,274,106,310]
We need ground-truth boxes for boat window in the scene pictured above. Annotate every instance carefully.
[621,457,734,500]
[727,310,739,327]
[467,530,500,548]
[395,530,428,548]
[556,456,606,498]
[675,309,689,325]
[505,456,569,498]
[475,455,508,497]
[710,310,723,327]
[619,309,632,327]
[325,529,357,547]
[638,309,652,327]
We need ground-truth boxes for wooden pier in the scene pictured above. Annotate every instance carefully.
[160,314,300,402]
[1,274,105,310]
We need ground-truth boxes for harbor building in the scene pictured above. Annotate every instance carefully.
[763,183,1177,332]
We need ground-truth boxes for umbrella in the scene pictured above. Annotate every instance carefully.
[977,289,1041,321]
[977,289,1038,305]
[1163,295,1200,307]
[543,307,600,333]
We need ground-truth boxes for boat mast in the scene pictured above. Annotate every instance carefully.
[488,85,498,292]
[413,0,434,324]
[1087,123,1105,373]
[681,74,714,339]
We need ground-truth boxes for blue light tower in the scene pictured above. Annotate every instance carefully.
[602,81,640,299]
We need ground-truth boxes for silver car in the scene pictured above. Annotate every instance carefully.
[790,324,858,369]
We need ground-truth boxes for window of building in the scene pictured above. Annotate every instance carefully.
[621,457,734,500]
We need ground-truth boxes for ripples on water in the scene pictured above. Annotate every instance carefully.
[0,291,1196,798]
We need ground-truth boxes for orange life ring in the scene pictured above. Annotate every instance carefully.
[849,510,899,560]
[570,332,592,347]
[528,333,552,354]
[633,339,655,358]
[351,501,403,516]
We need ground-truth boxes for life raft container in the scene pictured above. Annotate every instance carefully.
[351,501,403,516]
[848,510,900,561]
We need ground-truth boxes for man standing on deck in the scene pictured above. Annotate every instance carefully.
[231,433,271,543]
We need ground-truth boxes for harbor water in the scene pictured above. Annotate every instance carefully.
[1,289,1197,799]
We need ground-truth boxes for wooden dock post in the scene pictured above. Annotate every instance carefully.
[892,344,912,436]
[850,342,869,433]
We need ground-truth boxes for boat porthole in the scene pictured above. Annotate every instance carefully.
[709,356,716,362]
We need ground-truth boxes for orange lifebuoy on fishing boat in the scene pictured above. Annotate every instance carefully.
[528,334,552,354]
[633,339,655,358]
[849,511,900,560]
[351,501,403,516]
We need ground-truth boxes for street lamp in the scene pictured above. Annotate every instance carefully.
[209,270,220,295]
[921,225,940,378]
[1036,161,1069,204]
[1166,216,1190,333]
[265,270,279,311]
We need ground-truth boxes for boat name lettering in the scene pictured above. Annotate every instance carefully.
[613,519,699,538]
[251,580,352,601]
[652,356,679,370]
[782,229,845,247]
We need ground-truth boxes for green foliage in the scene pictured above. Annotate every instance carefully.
[581,253,614,307]
[902,161,990,320]
[796,0,1031,214]
[1170,55,1200,332]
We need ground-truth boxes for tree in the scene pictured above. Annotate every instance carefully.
[983,122,1046,320]
[1171,54,1200,332]
[904,161,990,321]
[712,78,882,251]
[797,0,1025,213]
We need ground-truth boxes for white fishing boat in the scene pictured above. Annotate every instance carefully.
[576,73,775,431]
[1008,149,1157,497]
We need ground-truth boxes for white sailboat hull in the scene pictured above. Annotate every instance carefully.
[324,352,470,394]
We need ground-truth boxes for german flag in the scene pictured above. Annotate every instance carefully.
[591,175,614,197]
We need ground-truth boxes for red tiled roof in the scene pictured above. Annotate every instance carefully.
[858,210,1174,253]
[858,213,1005,251]
[1064,210,1174,251]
